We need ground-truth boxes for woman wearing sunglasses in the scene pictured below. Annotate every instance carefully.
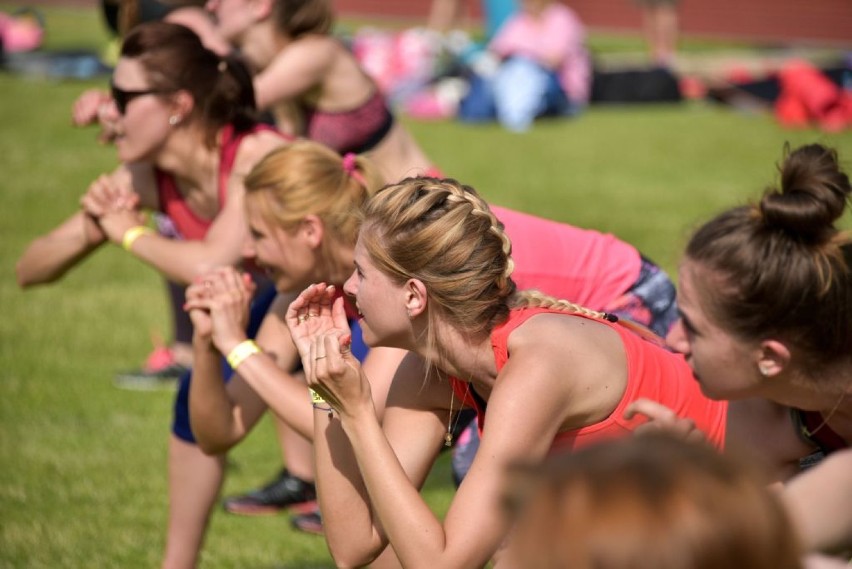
[16,21,288,569]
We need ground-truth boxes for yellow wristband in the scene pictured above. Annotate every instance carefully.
[310,389,326,404]
[122,226,153,251]
[226,340,261,370]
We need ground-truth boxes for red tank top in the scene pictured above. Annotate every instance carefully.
[155,123,288,240]
[450,307,728,452]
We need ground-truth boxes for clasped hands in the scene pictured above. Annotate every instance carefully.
[79,174,145,245]
[184,267,256,356]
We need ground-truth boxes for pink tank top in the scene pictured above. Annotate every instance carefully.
[450,307,728,452]
[492,206,642,312]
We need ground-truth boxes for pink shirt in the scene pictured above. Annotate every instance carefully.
[489,3,591,104]
[493,206,642,313]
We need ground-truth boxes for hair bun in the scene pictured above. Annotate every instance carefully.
[759,144,850,243]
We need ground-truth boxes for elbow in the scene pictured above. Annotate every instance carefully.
[189,422,240,455]
[327,541,384,569]
[194,436,234,456]
[15,263,41,288]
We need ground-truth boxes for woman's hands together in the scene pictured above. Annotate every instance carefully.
[184,267,256,353]
[80,174,145,244]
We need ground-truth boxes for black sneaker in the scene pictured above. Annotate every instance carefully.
[291,506,323,535]
[223,469,317,516]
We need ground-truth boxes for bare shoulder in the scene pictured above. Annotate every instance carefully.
[499,312,628,423]
[229,130,289,183]
[507,311,623,360]
[291,34,340,58]
[236,129,288,165]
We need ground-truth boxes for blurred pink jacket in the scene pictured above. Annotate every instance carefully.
[489,3,591,104]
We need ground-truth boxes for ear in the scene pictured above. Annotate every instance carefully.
[170,90,194,122]
[299,215,325,249]
[251,0,274,20]
[756,339,791,377]
[404,278,428,318]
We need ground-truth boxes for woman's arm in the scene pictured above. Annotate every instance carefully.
[15,163,141,287]
[15,210,107,287]
[101,134,285,284]
[187,273,315,453]
[314,315,597,568]
[253,36,336,111]
[314,351,452,567]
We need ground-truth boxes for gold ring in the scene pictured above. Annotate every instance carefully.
[315,355,327,360]
[298,315,308,324]
[307,312,318,318]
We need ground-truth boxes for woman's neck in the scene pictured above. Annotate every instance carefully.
[415,319,498,393]
[155,125,220,194]
[771,364,852,414]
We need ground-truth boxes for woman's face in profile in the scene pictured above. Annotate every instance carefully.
[667,261,764,401]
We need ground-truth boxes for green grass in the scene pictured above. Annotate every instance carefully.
[2,4,851,568]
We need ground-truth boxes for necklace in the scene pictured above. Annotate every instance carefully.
[445,381,472,447]
[803,389,848,437]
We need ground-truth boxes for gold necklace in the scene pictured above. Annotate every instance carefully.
[803,390,848,437]
[445,381,472,447]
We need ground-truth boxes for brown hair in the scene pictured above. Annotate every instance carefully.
[244,141,383,269]
[270,0,334,39]
[120,21,257,146]
[503,435,802,569]
[685,143,851,372]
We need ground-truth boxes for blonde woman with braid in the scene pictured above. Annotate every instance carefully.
[283,177,727,568]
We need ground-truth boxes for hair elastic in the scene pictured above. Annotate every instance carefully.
[342,152,366,187]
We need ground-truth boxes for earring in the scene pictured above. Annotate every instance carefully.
[169,115,181,126]
[758,363,771,377]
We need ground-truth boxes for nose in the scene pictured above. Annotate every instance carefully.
[342,269,358,298]
[665,319,690,355]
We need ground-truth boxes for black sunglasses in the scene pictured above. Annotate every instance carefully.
[110,81,171,115]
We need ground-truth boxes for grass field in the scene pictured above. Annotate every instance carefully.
[1,4,851,568]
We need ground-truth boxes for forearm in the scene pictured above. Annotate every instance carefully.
[125,232,237,285]
[343,414,451,569]
[230,352,315,439]
[314,412,389,567]
[188,340,238,455]
[16,214,105,287]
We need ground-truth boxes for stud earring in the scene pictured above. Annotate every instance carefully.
[758,363,771,377]
[169,115,181,126]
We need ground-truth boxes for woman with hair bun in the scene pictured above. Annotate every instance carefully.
[279,177,727,567]
[655,143,852,557]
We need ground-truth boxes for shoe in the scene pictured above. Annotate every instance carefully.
[113,346,188,391]
[291,507,323,535]
[223,469,317,516]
